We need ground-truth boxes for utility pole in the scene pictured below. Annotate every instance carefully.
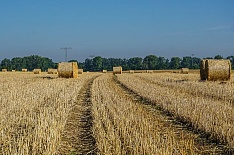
[61,47,72,62]
[192,54,194,68]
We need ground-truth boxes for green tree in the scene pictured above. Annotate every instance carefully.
[93,56,103,71]
[0,58,11,70]
[170,57,181,69]
[143,55,158,70]
[214,55,223,59]
[128,57,143,70]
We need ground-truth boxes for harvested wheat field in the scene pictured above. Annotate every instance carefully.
[0,71,233,154]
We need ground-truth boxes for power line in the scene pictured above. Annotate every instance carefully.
[60,47,72,62]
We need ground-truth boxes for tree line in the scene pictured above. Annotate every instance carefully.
[0,54,233,72]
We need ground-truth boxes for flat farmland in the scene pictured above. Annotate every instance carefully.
[0,72,233,154]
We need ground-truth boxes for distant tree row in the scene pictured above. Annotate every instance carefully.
[0,54,233,72]
[0,55,56,71]
[78,54,234,71]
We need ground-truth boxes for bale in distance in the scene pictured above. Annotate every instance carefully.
[22,69,27,72]
[47,68,58,74]
[201,59,231,81]
[113,66,122,75]
[58,62,78,78]
[2,69,7,72]
[12,70,16,72]
[103,70,107,73]
[129,70,134,74]
[181,68,189,74]
[147,70,153,73]
[33,69,41,74]
[78,69,83,74]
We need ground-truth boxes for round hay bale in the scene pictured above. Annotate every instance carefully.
[12,70,16,72]
[22,69,27,72]
[181,68,189,74]
[2,69,7,72]
[33,69,41,74]
[129,70,134,74]
[58,62,78,78]
[78,69,83,74]
[47,68,58,74]
[102,70,107,73]
[205,59,231,81]
[113,66,122,75]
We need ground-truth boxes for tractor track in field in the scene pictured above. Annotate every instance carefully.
[57,75,100,155]
[112,75,233,155]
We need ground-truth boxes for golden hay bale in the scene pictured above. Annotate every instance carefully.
[113,66,122,75]
[200,59,206,80]
[2,69,7,72]
[58,62,78,78]
[147,70,153,73]
[103,70,107,73]
[12,70,16,72]
[129,70,134,74]
[33,69,41,74]
[47,68,58,74]
[22,69,27,72]
[181,68,189,74]
[78,69,83,74]
[202,59,231,81]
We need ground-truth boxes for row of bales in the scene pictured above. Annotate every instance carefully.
[1,59,231,81]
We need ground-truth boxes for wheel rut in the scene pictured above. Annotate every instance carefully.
[57,76,99,155]
[112,75,233,155]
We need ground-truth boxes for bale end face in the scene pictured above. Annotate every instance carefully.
[181,68,189,74]
[33,69,41,74]
[201,59,231,81]
[58,62,78,78]
[113,66,122,75]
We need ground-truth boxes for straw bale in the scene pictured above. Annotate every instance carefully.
[78,69,83,74]
[113,66,122,75]
[22,69,27,72]
[103,70,107,73]
[2,69,7,72]
[47,68,58,74]
[201,59,231,81]
[129,70,134,74]
[12,70,15,72]
[147,70,153,73]
[33,69,41,74]
[58,62,78,78]
[181,68,189,74]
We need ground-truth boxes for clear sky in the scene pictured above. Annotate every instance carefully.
[0,0,234,62]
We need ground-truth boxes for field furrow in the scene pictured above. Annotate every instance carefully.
[116,74,234,152]
[91,74,224,155]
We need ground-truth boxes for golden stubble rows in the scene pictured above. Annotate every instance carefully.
[117,73,234,149]
[92,74,200,155]
[0,73,96,154]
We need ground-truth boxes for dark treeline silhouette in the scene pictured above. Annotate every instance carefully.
[0,54,233,72]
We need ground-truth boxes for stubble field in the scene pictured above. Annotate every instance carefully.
[0,71,233,155]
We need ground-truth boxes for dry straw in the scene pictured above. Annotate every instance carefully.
[22,69,27,72]
[200,59,231,81]
[113,66,122,75]
[58,62,78,78]
[33,69,41,74]
[102,70,107,73]
[78,69,83,74]
[2,69,7,72]
[47,68,58,74]
[147,70,153,73]
[12,70,16,72]
[181,68,189,74]
[129,70,134,74]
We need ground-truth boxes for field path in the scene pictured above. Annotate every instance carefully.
[57,75,99,155]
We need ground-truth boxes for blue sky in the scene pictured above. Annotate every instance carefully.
[0,0,234,62]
